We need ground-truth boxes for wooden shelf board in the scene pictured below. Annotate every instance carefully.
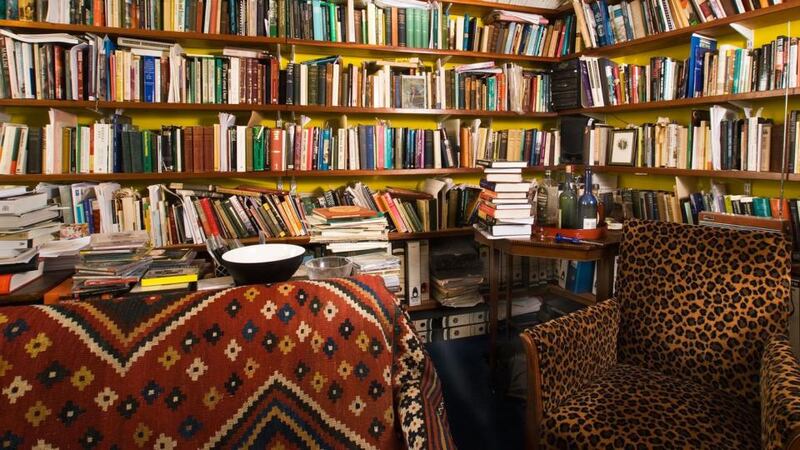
[0,99,557,117]
[286,38,560,63]
[571,2,800,58]
[0,19,285,48]
[158,227,474,250]
[445,0,571,15]
[0,168,482,183]
[3,166,796,183]
[546,284,595,306]
[559,88,800,115]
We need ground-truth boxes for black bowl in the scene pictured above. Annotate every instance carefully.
[221,244,305,286]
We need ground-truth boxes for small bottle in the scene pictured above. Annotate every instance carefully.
[558,166,578,229]
[578,167,598,229]
[536,170,555,227]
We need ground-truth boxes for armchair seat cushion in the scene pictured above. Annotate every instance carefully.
[541,364,760,449]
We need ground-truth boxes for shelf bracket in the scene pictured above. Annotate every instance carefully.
[290,176,297,196]
[277,176,284,191]
[582,111,606,122]
[290,44,296,64]
[729,22,754,49]
[437,114,451,124]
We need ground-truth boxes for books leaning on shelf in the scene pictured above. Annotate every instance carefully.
[0,31,553,113]
[582,106,781,172]
[571,0,778,50]
[576,34,800,108]
[474,160,533,238]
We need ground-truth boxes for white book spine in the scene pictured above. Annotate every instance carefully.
[237,126,246,172]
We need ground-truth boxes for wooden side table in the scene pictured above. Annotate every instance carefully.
[0,271,74,306]
[474,229,622,362]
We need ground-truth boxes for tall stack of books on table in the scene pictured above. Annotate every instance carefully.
[475,160,534,239]
[0,186,61,294]
[71,231,152,300]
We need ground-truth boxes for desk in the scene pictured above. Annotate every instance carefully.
[474,229,621,360]
[0,270,74,306]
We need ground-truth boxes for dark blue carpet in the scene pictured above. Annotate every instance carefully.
[426,334,526,450]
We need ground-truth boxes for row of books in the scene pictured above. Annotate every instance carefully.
[0,32,553,112]
[572,0,780,49]
[18,0,567,40]
[5,109,566,174]
[581,106,781,172]
[51,178,479,246]
[577,34,800,108]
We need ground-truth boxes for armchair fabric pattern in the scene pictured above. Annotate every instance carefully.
[523,220,799,449]
[0,275,454,449]
[761,336,800,450]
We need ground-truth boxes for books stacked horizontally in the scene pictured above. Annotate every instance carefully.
[430,238,484,307]
[307,206,389,244]
[348,254,402,293]
[475,160,533,239]
[72,231,152,299]
[130,249,200,294]
[0,186,61,293]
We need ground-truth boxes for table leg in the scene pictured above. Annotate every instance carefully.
[505,253,513,337]
[489,244,500,367]
[595,255,615,301]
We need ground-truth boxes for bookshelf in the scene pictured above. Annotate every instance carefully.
[159,226,475,250]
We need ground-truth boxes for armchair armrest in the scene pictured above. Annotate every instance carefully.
[520,299,619,449]
[761,335,800,450]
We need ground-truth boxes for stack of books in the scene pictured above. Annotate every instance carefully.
[348,253,402,293]
[475,160,533,239]
[432,275,484,307]
[307,206,389,243]
[0,186,61,293]
[72,231,152,299]
[130,249,199,294]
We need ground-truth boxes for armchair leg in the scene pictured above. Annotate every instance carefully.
[520,331,544,450]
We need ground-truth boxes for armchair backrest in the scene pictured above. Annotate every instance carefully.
[616,220,791,409]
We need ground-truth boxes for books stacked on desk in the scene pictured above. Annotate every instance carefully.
[0,186,62,293]
[475,160,533,239]
[72,231,152,299]
[348,253,402,293]
[307,205,389,243]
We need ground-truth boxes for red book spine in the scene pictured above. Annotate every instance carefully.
[193,126,205,172]
[200,198,222,236]
[270,57,279,104]
[183,126,194,173]
[203,126,214,172]
[269,128,283,171]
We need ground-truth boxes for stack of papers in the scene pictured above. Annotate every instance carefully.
[348,254,402,292]
[307,214,389,243]
[432,274,484,307]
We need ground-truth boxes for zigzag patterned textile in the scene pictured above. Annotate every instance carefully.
[0,275,454,449]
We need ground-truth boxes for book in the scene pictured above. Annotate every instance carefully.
[141,266,200,286]
[0,260,43,294]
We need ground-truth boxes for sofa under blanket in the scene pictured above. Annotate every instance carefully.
[0,275,455,449]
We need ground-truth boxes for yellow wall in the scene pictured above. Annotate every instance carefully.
[8,11,800,198]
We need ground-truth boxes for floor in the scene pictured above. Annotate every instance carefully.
[426,331,528,450]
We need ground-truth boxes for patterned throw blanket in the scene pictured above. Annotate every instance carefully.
[0,275,454,449]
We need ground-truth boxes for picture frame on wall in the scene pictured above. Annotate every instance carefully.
[608,129,638,166]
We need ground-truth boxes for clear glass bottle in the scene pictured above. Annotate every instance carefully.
[536,170,556,227]
[578,167,598,229]
[558,166,578,229]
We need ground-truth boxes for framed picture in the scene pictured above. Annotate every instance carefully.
[401,75,427,109]
[607,129,637,166]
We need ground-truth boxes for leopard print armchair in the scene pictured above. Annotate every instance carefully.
[521,220,800,449]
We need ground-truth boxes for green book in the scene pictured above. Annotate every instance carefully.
[407,9,416,48]
[215,58,223,103]
[487,77,496,110]
[143,130,153,173]
[328,2,336,41]
[421,9,429,49]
